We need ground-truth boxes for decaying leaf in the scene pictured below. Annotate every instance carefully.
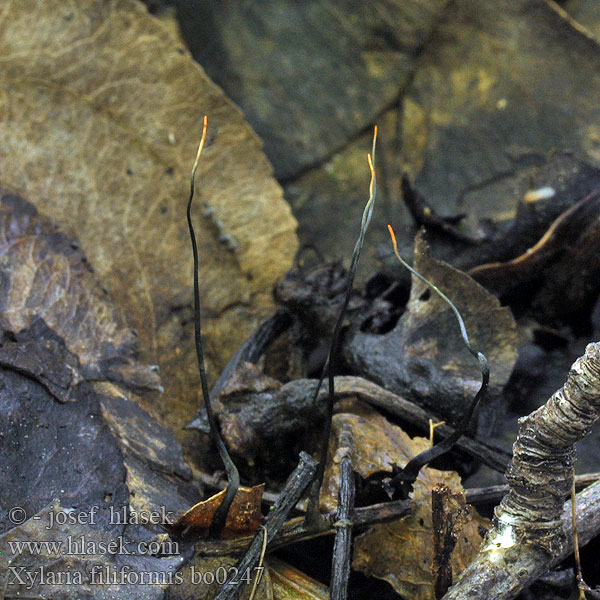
[0,190,160,393]
[190,364,329,475]
[271,0,600,279]
[0,360,197,598]
[0,318,82,403]
[275,262,367,346]
[345,232,518,428]
[318,400,489,600]
[320,401,431,514]
[0,189,200,597]
[0,0,298,440]
[287,114,600,292]
[0,501,187,600]
[98,381,192,482]
[470,190,600,327]
[168,485,264,540]
[177,0,449,179]
[352,473,489,600]
[401,0,600,219]
[0,358,128,538]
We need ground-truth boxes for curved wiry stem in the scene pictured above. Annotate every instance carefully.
[187,116,240,538]
[387,226,489,496]
[306,126,377,522]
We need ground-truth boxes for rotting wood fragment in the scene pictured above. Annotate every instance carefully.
[190,365,510,476]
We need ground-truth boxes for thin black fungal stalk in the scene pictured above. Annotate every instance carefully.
[187,116,240,538]
[387,225,489,496]
[307,126,378,517]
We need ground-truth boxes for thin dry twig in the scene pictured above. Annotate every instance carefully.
[571,466,586,600]
[330,428,355,600]
[214,452,318,600]
[464,472,600,505]
[248,525,268,600]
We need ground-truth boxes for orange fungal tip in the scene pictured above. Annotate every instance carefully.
[191,117,209,176]
[387,224,398,250]
[200,117,208,146]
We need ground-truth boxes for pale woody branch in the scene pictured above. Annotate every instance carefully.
[444,342,600,599]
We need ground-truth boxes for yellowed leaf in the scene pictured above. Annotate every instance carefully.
[318,401,489,600]
[0,0,297,440]
[0,189,161,392]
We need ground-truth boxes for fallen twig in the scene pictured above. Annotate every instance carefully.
[191,471,600,558]
[188,370,509,478]
[193,497,411,558]
[330,428,355,600]
[443,342,600,600]
[332,376,509,473]
[443,477,600,600]
[464,472,600,506]
[215,451,318,600]
[571,466,586,599]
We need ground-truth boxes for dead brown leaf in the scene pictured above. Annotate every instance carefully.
[346,232,518,427]
[0,192,203,596]
[168,484,264,540]
[0,0,297,439]
[177,0,449,179]
[353,473,489,600]
[0,501,188,600]
[319,401,489,600]
[0,189,160,392]
[401,0,600,219]
[320,401,431,514]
